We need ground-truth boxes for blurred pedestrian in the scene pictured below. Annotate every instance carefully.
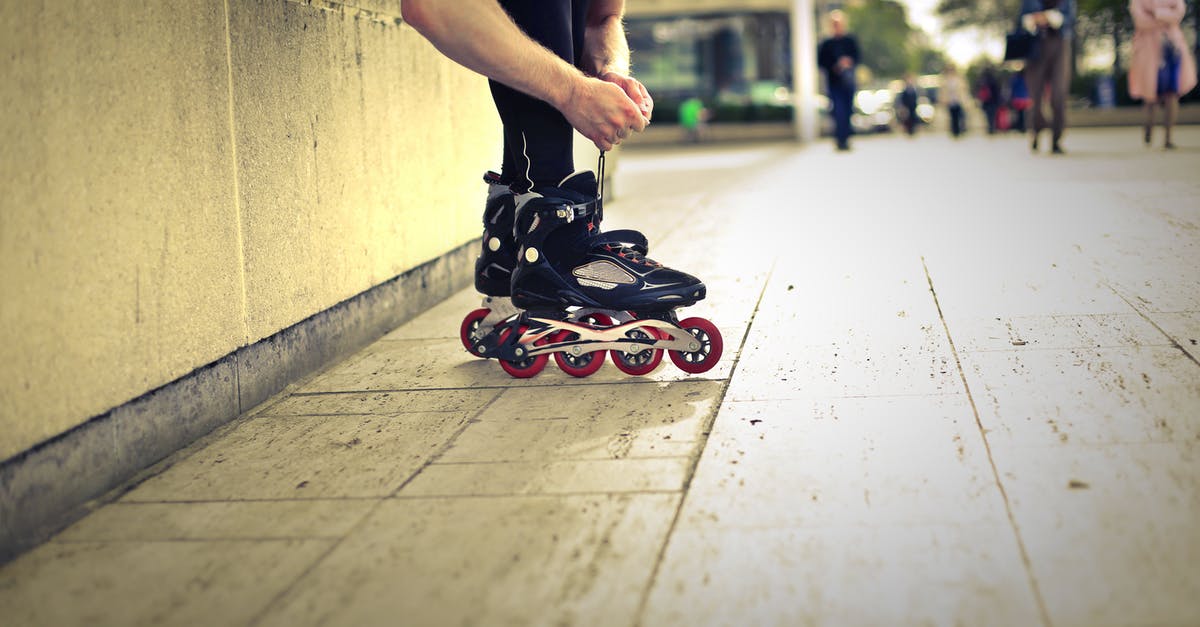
[942,65,968,137]
[1128,0,1197,149]
[678,95,709,143]
[976,65,1002,134]
[1009,70,1031,132]
[897,73,920,136]
[1019,0,1075,154]
[818,10,860,151]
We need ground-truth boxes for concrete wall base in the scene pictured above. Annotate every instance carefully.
[0,239,476,565]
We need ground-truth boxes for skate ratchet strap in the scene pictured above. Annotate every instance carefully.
[543,198,601,224]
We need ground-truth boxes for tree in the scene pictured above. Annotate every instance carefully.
[935,0,1022,34]
[843,0,917,79]
[1076,0,1132,77]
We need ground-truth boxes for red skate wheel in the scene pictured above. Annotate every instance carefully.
[498,324,549,378]
[610,326,663,376]
[578,312,613,327]
[668,317,723,374]
[460,308,491,355]
[552,321,606,378]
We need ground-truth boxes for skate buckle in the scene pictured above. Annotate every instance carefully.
[556,205,573,222]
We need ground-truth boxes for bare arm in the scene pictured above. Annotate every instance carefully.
[582,0,630,76]
[402,0,577,111]
[1129,0,1158,29]
[583,0,654,121]
[402,0,646,150]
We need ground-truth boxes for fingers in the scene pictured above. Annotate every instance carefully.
[636,83,654,120]
[601,71,655,122]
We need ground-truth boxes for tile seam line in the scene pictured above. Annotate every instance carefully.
[290,377,722,395]
[116,490,684,506]
[244,393,504,626]
[634,257,778,624]
[1107,283,1200,368]
[921,256,1053,627]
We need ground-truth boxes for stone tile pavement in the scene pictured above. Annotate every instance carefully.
[2,127,1199,626]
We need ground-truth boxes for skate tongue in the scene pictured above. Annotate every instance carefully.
[557,171,598,197]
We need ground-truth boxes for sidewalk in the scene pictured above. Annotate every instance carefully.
[2,127,1199,626]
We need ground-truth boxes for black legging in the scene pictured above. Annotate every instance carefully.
[491,0,591,193]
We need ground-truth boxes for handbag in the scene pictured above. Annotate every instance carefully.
[1158,40,1180,95]
[1004,29,1035,61]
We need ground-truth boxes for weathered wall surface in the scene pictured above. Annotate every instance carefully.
[0,0,498,462]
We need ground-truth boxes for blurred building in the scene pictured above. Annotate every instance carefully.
[627,0,824,140]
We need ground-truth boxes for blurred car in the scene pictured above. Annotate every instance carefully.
[852,88,895,133]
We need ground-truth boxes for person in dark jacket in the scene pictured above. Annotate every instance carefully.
[817,10,860,151]
[897,73,920,135]
[1020,0,1075,153]
[977,65,1002,134]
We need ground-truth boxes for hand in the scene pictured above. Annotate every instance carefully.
[598,71,655,121]
[560,75,649,151]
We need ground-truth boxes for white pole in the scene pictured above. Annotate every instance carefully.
[791,0,818,142]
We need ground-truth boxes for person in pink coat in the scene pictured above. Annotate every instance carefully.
[1128,0,1197,149]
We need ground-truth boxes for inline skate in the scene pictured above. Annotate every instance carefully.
[465,157,722,378]
[460,170,646,366]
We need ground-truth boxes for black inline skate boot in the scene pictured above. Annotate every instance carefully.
[472,167,723,379]
[510,171,703,312]
[460,170,649,360]
[460,172,523,354]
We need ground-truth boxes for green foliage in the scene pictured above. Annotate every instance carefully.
[843,0,916,78]
[935,0,1023,33]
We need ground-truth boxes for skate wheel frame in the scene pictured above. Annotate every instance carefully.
[610,326,663,376]
[498,324,550,378]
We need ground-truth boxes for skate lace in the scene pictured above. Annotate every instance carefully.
[603,243,660,267]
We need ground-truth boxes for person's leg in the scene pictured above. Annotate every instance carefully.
[1048,37,1070,152]
[490,0,590,192]
[472,0,589,301]
[1025,61,1048,150]
[1143,101,1156,145]
[1163,93,1179,148]
[832,87,852,148]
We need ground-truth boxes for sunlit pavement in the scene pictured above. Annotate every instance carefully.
[2,126,1199,626]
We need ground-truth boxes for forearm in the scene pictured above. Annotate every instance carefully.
[583,0,630,76]
[402,0,581,109]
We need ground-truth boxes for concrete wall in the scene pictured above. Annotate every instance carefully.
[0,0,499,463]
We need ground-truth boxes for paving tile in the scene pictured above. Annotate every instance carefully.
[54,500,375,542]
[947,312,1172,353]
[440,381,724,462]
[675,396,1005,529]
[401,458,690,496]
[726,249,959,401]
[0,539,331,627]
[990,441,1200,627]
[923,251,1134,319]
[962,346,1200,446]
[254,494,678,627]
[727,324,960,401]
[1147,311,1200,362]
[641,523,1040,627]
[382,287,484,340]
[123,410,472,501]
[303,337,501,392]
[261,388,497,416]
